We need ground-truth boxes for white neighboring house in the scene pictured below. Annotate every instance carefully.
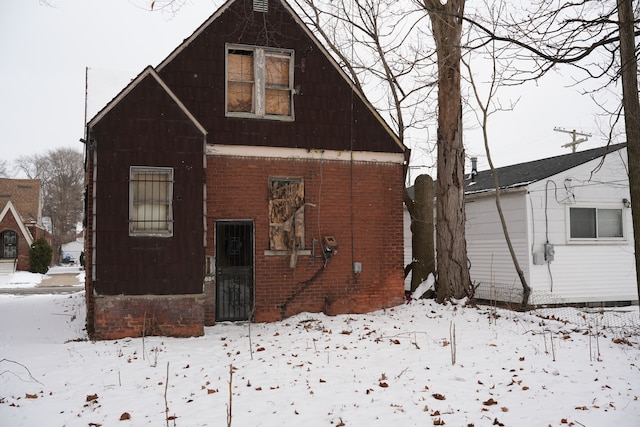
[465,143,636,305]
[403,207,412,291]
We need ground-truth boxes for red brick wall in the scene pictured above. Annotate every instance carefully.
[91,294,205,340]
[206,155,405,322]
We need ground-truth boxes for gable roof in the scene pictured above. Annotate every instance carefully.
[0,201,34,246]
[88,66,207,135]
[0,178,41,224]
[465,143,627,195]
[155,0,404,153]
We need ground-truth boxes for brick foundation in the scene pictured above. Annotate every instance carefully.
[91,294,205,340]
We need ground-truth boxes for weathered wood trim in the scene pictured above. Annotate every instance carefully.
[0,201,33,246]
[206,144,405,164]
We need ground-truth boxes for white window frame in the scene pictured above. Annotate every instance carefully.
[225,44,295,121]
[129,166,174,237]
[566,204,626,243]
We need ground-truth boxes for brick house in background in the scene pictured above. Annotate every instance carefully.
[84,0,409,340]
[0,178,48,273]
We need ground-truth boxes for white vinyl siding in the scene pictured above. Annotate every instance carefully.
[526,150,635,303]
[465,192,530,303]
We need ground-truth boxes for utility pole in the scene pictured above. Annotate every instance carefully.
[553,127,592,153]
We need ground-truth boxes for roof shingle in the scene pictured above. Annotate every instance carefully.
[0,178,42,223]
[465,143,627,194]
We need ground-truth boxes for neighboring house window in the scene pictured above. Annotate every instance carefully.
[226,44,294,120]
[1,230,17,258]
[129,166,174,237]
[268,178,304,251]
[569,207,623,240]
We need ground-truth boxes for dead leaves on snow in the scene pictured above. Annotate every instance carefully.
[612,337,636,346]
[482,398,498,406]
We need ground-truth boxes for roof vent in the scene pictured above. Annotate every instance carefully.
[254,0,268,13]
[470,157,478,182]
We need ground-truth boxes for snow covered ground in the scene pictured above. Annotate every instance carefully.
[0,267,84,289]
[0,273,638,426]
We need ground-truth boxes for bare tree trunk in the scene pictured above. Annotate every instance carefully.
[404,174,435,292]
[424,0,472,302]
[617,0,640,308]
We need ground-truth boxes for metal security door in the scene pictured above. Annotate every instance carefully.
[2,231,17,259]
[215,221,254,321]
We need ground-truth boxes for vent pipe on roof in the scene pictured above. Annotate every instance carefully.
[254,0,268,13]
[470,157,478,182]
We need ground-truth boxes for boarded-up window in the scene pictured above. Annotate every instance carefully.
[265,54,291,116]
[268,178,304,251]
[129,166,173,237]
[226,44,293,120]
[227,49,254,113]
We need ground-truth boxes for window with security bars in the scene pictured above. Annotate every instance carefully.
[569,207,623,240]
[129,166,174,236]
[226,44,294,120]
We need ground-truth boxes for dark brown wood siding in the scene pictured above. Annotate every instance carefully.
[157,0,403,154]
[89,74,206,296]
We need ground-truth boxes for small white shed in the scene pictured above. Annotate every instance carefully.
[465,143,636,306]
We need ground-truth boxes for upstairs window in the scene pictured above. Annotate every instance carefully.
[226,45,294,120]
[129,166,174,237]
[569,207,623,240]
[268,178,304,251]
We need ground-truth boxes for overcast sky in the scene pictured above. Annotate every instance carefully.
[1,0,626,181]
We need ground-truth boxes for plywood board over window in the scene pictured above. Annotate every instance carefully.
[227,50,255,113]
[226,44,294,120]
[265,55,291,116]
[268,178,304,251]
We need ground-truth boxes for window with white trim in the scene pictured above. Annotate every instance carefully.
[226,44,294,120]
[129,166,174,237]
[569,207,623,240]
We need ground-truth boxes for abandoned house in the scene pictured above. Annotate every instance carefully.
[84,0,410,339]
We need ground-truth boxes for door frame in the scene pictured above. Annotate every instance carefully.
[215,220,255,322]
